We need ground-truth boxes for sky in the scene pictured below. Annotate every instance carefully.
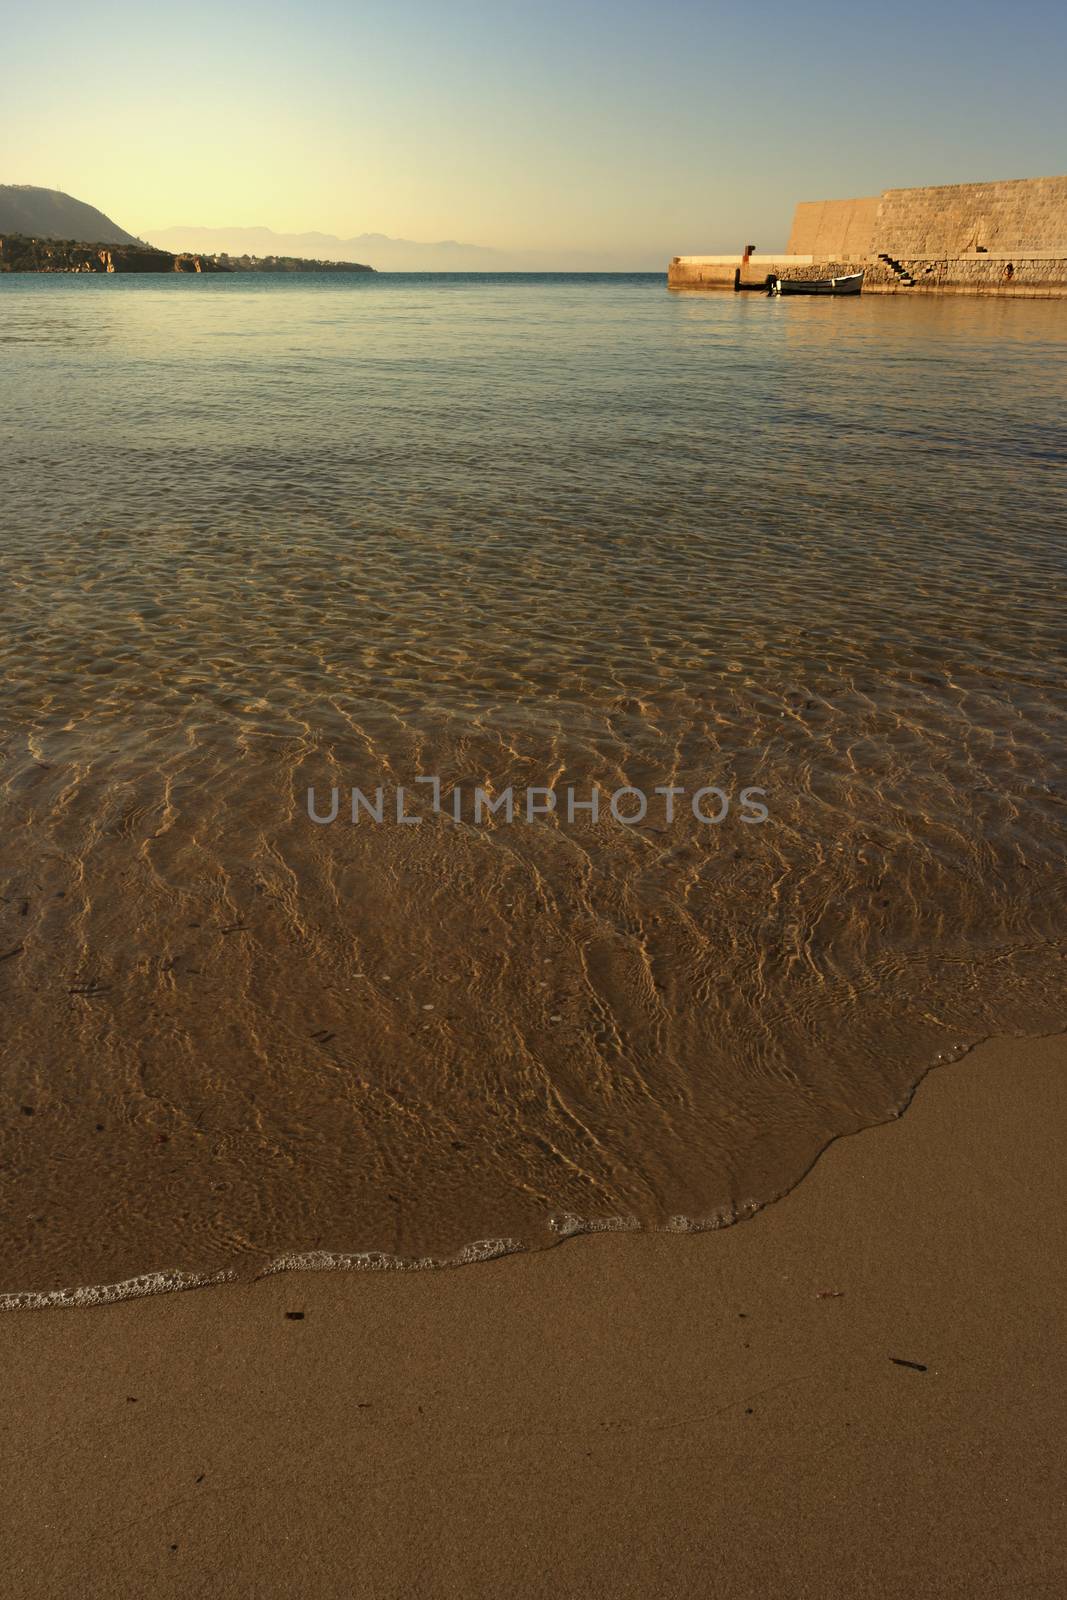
[6,0,1067,265]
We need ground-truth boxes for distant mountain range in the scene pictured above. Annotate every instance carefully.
[0,185,138,244]
[1,185,660,270]
[147,225,668,272]
[147,225,649,272]
[147,225,504,272]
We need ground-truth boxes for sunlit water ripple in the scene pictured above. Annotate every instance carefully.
[1,273,1064,1299]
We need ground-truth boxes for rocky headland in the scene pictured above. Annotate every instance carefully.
[0,235,375,274]
[0,235,230,273]
[211,252,374,272]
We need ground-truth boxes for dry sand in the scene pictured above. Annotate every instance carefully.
[3,1032,1065,1599]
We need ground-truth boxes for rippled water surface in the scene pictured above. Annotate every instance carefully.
[1,273,1065,1297]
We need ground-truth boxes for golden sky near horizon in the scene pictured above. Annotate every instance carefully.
[7,0,1066,261]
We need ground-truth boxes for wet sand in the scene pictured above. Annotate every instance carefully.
[4,1030,1064,1599]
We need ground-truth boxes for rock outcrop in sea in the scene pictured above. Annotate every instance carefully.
[0,235,230,273]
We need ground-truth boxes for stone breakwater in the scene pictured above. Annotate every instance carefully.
[789,176,1067,259]
[673,173,1067,297]
[668,254,1067,297]
[0,235,229,273]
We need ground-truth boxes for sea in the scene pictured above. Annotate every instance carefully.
[1,272,1064,1304]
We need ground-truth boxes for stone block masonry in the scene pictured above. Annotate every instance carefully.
[868,256,1067,296]
[672,175,1067,297]
[787,198,880,259]
[667,254,1067,297]
[874,177,1067,257]
[786,175,1067,262]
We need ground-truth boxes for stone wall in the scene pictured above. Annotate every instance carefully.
[675,176,1067,296]
[786,176,1067,261]
[669,258,869,290]
[667,255,1067,297]
[787,197,880,258]
[667,255,811,289]
[876,177,1067,256]
[871,256,1067,295]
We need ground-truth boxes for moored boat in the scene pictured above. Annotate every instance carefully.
[772,271,864,296]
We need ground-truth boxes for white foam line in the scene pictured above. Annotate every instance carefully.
[549,1203,760,1238]
[0,1035,1018,1313]
[0,1240,528,1311]
[259,1238,527,1275]
[0,1266,239,1312]
[0,1210,777,1310]
[549,1213,642,1237]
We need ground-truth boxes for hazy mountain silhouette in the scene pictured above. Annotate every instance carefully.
[147,224,657,272]
[148,225,513,271]
[1,188,660,269]
[0,185,138,244]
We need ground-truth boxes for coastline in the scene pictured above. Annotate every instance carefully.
[0,1030,1021,1312]
[5,1030,1065,1597]
[0,233,376,274]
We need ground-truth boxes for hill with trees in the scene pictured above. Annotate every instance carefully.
[0,185,138,244]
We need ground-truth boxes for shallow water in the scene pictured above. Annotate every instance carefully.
[1,273,1065,1299]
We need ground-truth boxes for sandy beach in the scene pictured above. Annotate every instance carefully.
[4,1029,1064,1598]
[5,15,1067,1596]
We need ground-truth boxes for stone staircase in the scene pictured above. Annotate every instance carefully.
[877,252,915,287]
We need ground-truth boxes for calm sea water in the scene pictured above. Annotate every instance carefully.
[1,273,1065,1301]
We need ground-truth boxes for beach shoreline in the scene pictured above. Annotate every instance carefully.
[5,1030,1064,1597]
[0,1026,1052,1312]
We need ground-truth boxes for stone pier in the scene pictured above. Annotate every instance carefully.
[670,175,1067,298]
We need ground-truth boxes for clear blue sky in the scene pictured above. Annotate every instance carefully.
[7,0,1067,262]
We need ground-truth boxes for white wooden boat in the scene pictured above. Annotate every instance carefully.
[772,271,864,296]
